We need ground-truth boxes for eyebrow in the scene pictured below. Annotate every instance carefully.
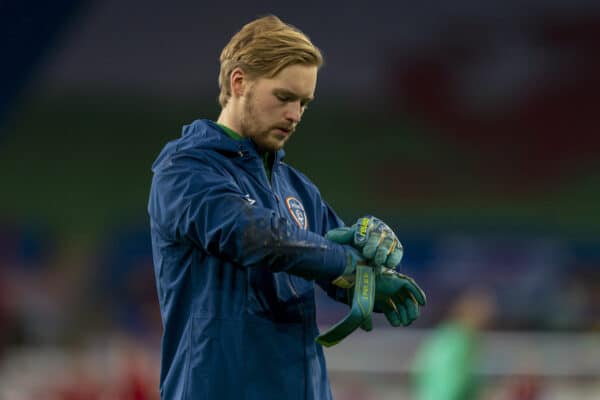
[273,89,314,105]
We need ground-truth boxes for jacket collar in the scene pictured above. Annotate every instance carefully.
[182,119,286,162]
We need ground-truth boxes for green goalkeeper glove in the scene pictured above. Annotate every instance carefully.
[326,216,403,268]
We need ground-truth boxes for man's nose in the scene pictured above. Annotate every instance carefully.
[284,101,302,123]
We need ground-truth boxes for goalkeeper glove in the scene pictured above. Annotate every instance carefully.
[326,216,403,268]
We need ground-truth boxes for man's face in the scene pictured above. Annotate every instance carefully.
[239,64,318,152]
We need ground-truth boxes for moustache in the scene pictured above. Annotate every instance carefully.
[273,125,295,133]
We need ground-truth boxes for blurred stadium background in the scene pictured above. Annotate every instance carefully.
[1,0,599,399]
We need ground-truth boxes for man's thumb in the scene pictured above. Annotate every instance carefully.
[325,227,354,244]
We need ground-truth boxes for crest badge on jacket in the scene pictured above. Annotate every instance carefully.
[285,197,308,230]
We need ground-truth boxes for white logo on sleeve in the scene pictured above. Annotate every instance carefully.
[285,197,308,230]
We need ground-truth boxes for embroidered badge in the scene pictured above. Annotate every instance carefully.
[285,197,308,230]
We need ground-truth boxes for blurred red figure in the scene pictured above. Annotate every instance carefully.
[509,375,542,400]
[117,355,159,400]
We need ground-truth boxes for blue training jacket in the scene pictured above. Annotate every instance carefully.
[148,119,351,400]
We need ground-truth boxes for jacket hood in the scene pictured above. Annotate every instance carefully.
[181,119,242,153]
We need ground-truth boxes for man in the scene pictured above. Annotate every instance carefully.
[148,15,425,400]
[411,288,495,400]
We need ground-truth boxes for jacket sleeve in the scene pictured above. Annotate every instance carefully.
[148,150,347,282]
[313,198,354,304]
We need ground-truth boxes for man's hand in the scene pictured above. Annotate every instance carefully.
[338,267,426,327]
[374,267,426,327]
[326,216,403,268]
[318,227,426,346]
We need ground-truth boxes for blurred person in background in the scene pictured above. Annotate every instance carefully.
[411,287,496,400]
[148,14,425,400]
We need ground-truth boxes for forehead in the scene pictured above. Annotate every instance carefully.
[259,64,318,97]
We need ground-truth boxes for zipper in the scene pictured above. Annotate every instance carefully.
[271,158,308,400]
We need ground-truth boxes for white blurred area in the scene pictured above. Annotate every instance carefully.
[1,330,599,400]
[327,329,600,400]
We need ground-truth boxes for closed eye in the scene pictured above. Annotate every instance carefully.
[276,94,292,102]
[273,89,313,108]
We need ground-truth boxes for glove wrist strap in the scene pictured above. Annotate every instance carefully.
[316,264,375,347]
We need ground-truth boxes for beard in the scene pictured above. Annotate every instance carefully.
[239,88,293,152]
[239,89,261,142]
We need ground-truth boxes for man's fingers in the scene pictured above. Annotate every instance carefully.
[396,294,419,322]
[384,298,410,327]
[405,281,427,306]
[360,219,387,257]
[384,301,402,327]
[396,273,427,306]
[396,302,409,326]
[384,311,401,327]
[325,227,355,244]
[385,242,403,268]
[362,235,380,259]
[374,237,394,266]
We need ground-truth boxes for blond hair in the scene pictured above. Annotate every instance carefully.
[218,15,323,108]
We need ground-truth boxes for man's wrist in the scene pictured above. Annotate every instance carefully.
[331,246,365,288]
[331,255,356,288]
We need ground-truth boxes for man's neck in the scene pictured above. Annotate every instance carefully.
[217,107,244,137]
[216,123,242,141]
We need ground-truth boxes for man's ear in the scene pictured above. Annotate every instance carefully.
[230,67,247,98]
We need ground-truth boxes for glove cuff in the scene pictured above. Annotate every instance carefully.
[332,252,359,288]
